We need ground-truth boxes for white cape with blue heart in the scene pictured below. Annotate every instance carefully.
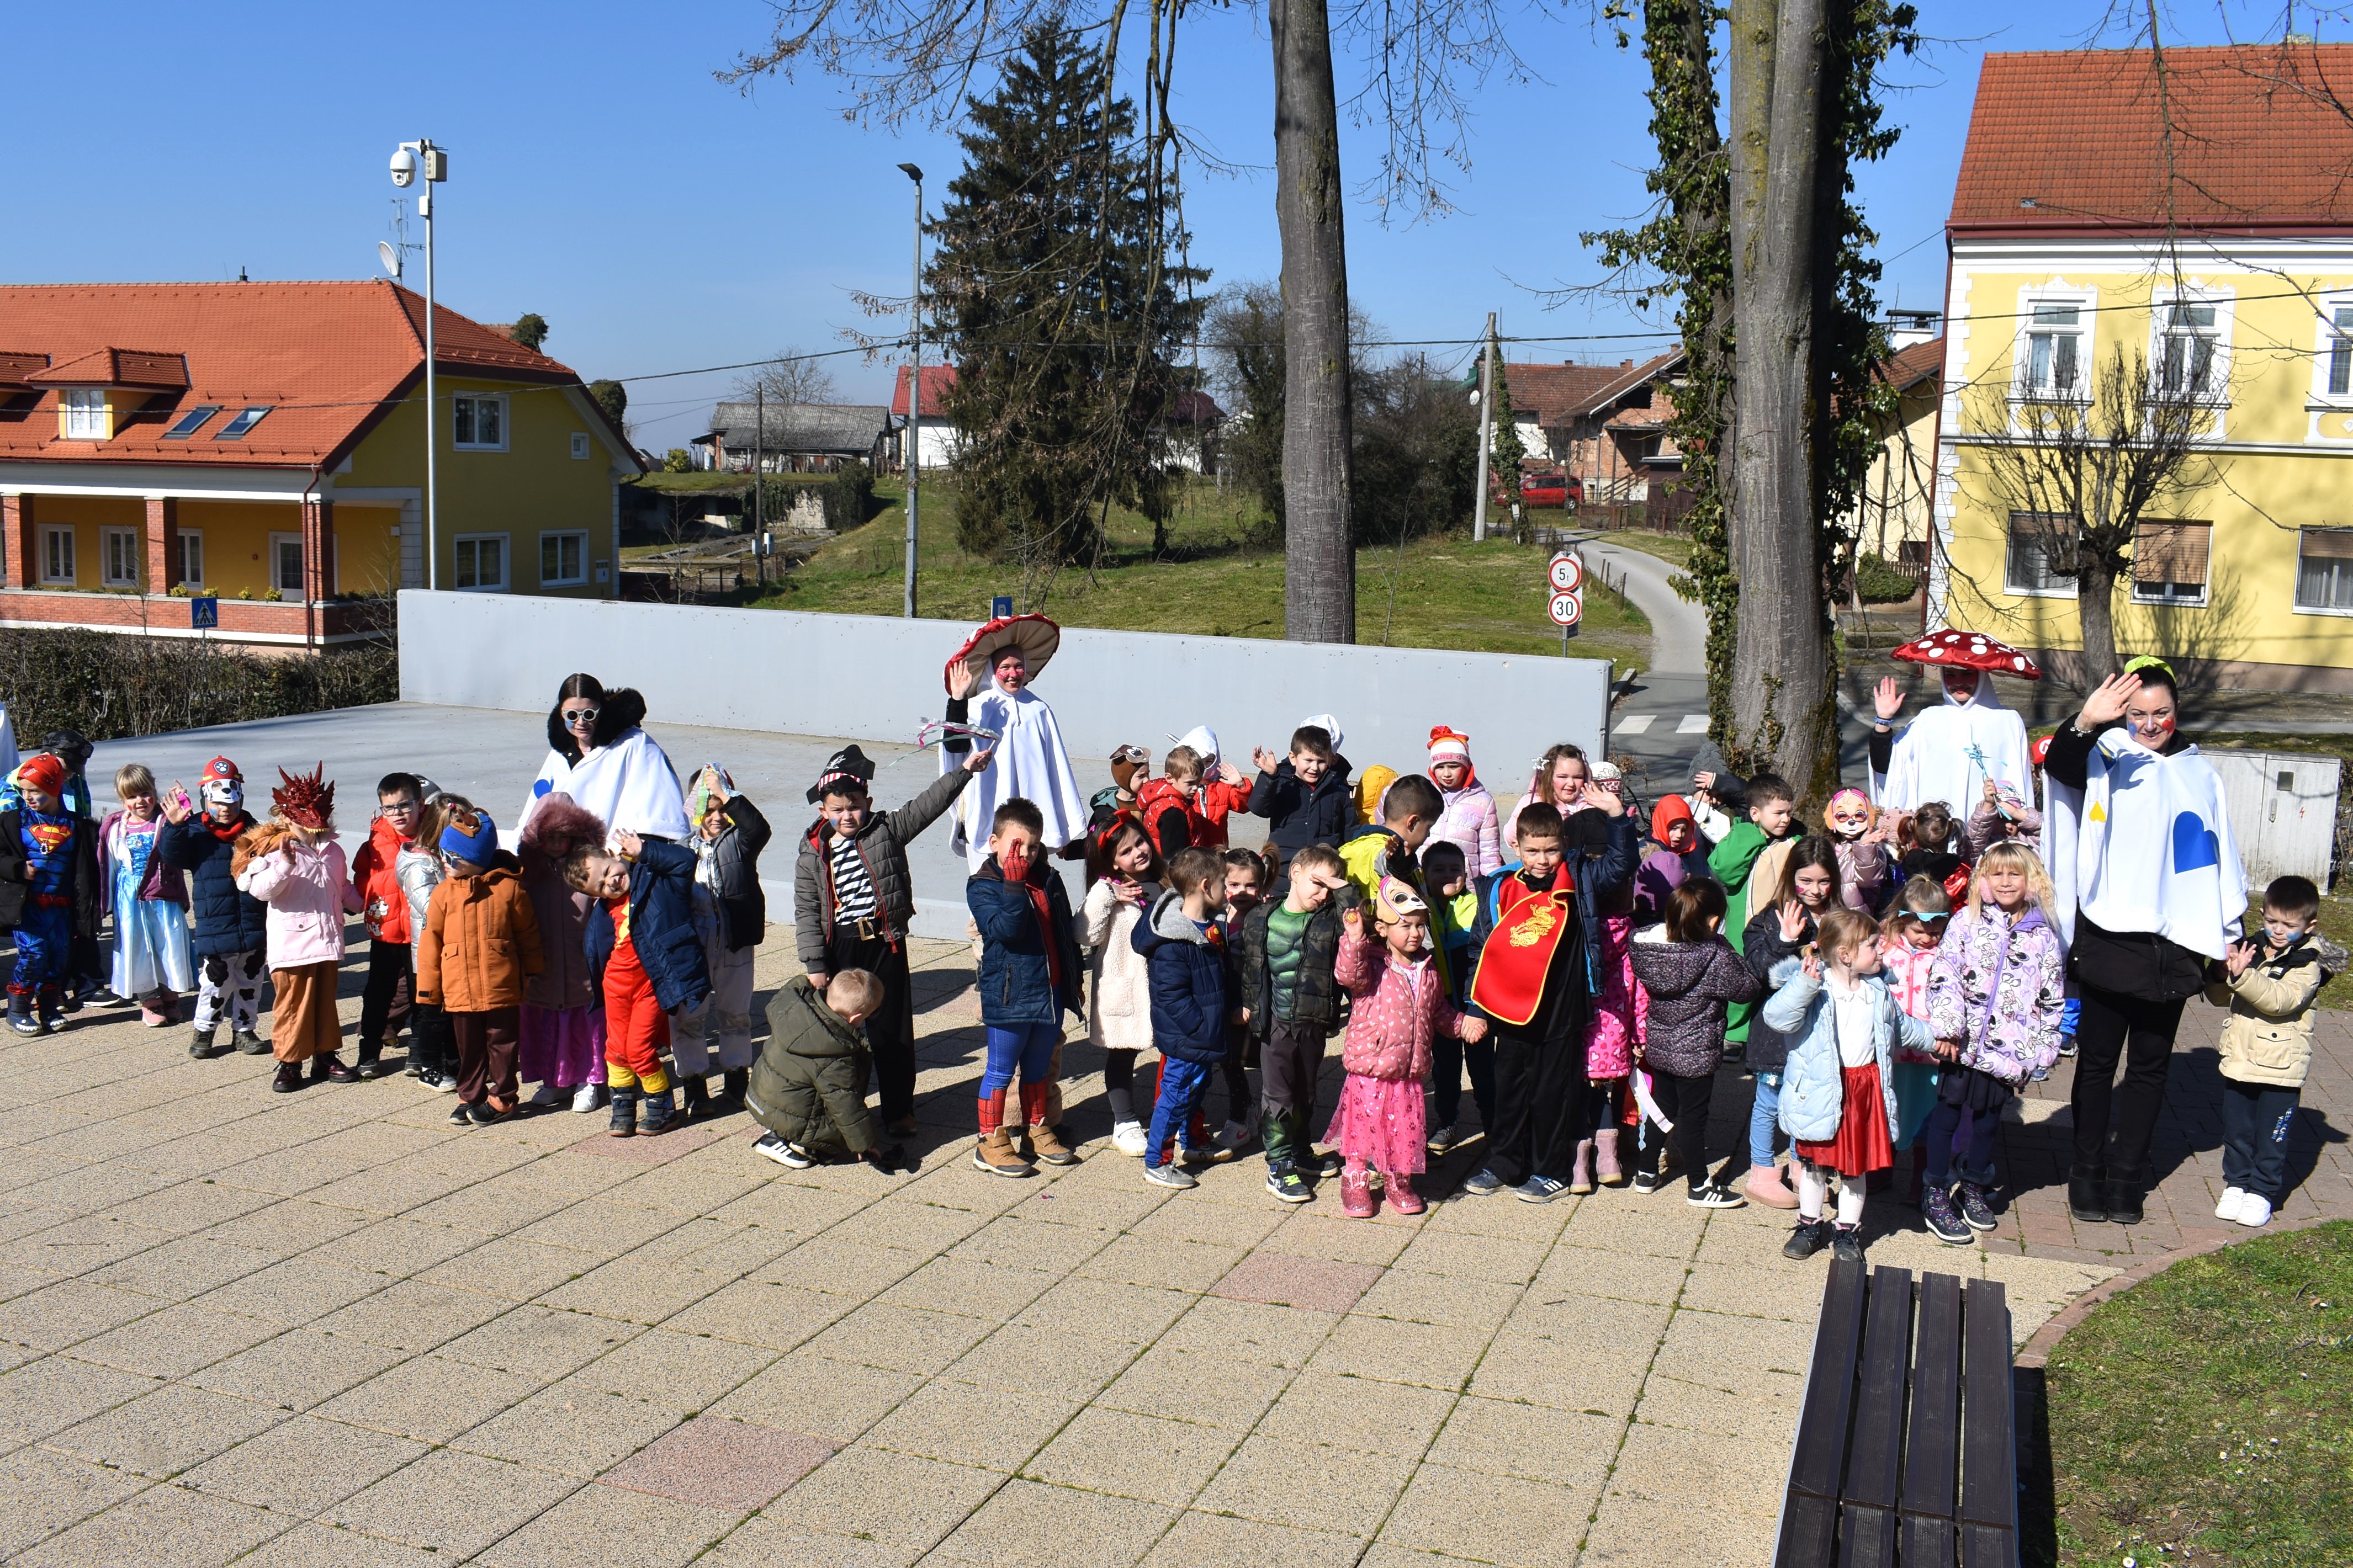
[522,727,692,844]
[2045,729,2245,959]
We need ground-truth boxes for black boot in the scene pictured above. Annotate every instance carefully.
[722,1068,749,1109]
[679,1076,711,1122]
[2068,1167,2108,1223]
[2104,1170,2145,1226]
[608,1085,640,1138]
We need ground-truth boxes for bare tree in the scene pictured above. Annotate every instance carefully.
[1965,341,2220,681]
[733,348,841,406]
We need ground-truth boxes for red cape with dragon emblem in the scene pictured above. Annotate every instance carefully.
[1469,864,1577,1028]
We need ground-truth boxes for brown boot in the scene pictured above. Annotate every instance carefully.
[973,1128,1034,1178]
[1595,1128,1626,1187]
[1022,1084,1077,1165]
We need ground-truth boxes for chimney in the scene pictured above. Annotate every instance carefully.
[1619,359,1634,370]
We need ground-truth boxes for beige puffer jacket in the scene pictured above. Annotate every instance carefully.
[1083,876,1159,1054]
[2205,934,2345,1089]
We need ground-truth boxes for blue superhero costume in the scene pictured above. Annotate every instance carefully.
[12,809,78,1001]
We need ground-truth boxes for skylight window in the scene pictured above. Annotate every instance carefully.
[213,406,271,440]
[161,405,221,440]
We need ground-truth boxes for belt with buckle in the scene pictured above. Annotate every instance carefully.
[836,915,883,942]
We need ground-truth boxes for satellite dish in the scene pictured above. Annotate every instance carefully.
[378,241,401,279]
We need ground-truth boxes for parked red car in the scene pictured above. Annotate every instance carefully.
[1519,471,1583,509]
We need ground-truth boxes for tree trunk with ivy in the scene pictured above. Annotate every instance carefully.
[1271,0,1356,643]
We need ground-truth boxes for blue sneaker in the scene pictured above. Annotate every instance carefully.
[1516,1176,1570,1204]
[1462,1168,1504,1197]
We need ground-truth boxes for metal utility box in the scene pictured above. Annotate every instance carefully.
[2202,747,2343,892]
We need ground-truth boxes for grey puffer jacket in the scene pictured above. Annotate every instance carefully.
[1630,929,1764,1078]
[793,768,971,968]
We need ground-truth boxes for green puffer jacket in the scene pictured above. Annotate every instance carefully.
[747,976,879,1155]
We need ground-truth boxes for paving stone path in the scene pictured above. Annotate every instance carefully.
[3,929,2329,1567]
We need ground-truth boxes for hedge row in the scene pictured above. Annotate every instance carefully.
[0,628,399,745]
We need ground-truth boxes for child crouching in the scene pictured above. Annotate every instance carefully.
[749,969,906,1172]
[1764,908,1931,1262]
[1331,876,1485,1216]
[418,805,545,1126]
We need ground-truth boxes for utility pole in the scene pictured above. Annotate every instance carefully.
[1471,312,1497,542]
[898,162,924,619]
[754,384,765,591]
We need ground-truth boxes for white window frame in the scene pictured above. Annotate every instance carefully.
[2294,527,2353,616]
[99,526,141,589]
[453,393,508,452]
[454,533,509,593]
[61,389,107,440]
[570,432,591,460]
[2013,288,2095,406]
[267,533,307,597]
[177,529,205,590]
[2312,295,2353,407]
[2127,519,2212,609]
[2004,512,2080,600]
[38,525,75,586]
[538,530,587,587]
[2149,286,2234,425]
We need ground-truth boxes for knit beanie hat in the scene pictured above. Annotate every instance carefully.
[17,753,65,798]
[1427,726,1472,767]
[439,810,498,866]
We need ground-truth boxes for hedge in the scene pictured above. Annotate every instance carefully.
[0,627,399,745]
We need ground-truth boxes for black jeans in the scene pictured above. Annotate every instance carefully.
[359,942,412,1053]
[2219,1080,2299,1199]
[407,999,453,1080]
[2069,981,2187,1181]
[826,931,914,1123]
[1488,1028,1586,1187]
[1635,1068,1717,1192]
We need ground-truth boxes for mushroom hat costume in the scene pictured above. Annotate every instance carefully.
[1870,629,2039,814]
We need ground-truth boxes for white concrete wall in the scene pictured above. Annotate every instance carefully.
[396,591,1613,785]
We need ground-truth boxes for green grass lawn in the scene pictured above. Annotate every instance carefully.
[627,470,755,494]
[2043,1220,2353,1567]
[1586,528,1695,570]
[751,478,1652,670]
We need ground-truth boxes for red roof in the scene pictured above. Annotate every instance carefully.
[1952,45,2353,236]
[893,363,956,418]
[1878,336,1944,391]
[0,281,628,471]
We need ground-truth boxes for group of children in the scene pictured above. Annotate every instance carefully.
[7,700,2334,1253]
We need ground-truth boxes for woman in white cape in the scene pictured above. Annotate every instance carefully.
[2042,661,2245,1228]
[520,675,691,844]
[1868,666,2032,816]
[937,621,1089,870]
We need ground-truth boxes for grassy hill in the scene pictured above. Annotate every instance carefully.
[749,477,1652,671]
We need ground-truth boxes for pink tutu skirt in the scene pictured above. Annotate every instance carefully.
[1583,913,1636,1080]
[1323,1072,1428,1175]
[520,1004,607,1088]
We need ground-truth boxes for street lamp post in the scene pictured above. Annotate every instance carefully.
[898,162,923,620]
[390,140,448,590]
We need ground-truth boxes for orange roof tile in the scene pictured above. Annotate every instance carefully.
[0,281,630,471]
[1877,336,1944,391]
[893,363,956,418]
[1952,45,2353,235]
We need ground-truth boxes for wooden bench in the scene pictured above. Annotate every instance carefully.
[1772,1261,2017,1567]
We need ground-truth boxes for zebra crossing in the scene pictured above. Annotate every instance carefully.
[1609,712,1713,736]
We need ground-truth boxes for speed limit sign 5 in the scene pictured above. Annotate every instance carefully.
[1548,589,1583,626]
[1548,552,1584,593]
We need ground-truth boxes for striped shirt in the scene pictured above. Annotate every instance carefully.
[828,833,879,926]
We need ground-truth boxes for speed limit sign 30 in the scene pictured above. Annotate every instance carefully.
[1548,589,1583,626]
[1547,550,1584,630]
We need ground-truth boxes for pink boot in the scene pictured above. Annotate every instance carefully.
[1745,1163,1801,1210]
[1339,1165,1377,1219]
[1570,1139,1597,1195]
[1595,1128,1626,1187]
[1385,1170,1426,1215]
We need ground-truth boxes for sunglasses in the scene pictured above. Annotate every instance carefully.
[563,706,600,727]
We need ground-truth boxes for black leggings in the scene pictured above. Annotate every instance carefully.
[1103,1049,1138,1124]
[1636,1069,1718,1192]
[2069,982,2187,1182]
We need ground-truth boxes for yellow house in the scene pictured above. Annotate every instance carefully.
[1849,332,1942,571]
[1932,44,2353,692]
[0,281,639,646]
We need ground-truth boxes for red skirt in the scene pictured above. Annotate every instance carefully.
[1793,1065,1894,1179]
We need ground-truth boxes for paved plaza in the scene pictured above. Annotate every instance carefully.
[0,922,2186,1568]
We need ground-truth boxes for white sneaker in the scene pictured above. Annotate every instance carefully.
[2215,1186,2245,1222]
[572,1083,605,1114]
[754,1133,811,1169]
[2237,1193,2273,1228]
[1215,1117,1254,1151]
[1112,1120,1148,1157]
[527,1082,562,1108]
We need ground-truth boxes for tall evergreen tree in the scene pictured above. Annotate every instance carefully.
[929,23,1207,568]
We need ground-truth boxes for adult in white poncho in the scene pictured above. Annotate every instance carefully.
[1867,629,2037,816]
[936,616,1089,870]
[520,676,691,844]
[2042,661,2245,1228]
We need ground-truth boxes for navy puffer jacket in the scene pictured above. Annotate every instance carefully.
[157,811,267,957]
[585,838,711,1014]
[967,857,1082,1026]
[1131,890,1232,1065]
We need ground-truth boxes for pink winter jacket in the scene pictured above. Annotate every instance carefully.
[237,838,363,969]
[1334,926,1468,1081]
[1430,778,1503,878]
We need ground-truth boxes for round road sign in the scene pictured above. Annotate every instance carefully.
[1548,552,1584,593]
[1548,589,1583,627]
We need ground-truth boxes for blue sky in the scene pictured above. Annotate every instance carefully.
[4,1,2307,451]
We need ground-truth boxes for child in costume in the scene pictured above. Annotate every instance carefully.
[1575,762,1642,1194]
[1083,814,1164,1157]
[1420,840,1492,1156]
[679,764,771,1118]
[1130,846,1233,1189]
[1823,788,1896,914]
[1765,908,1931,1263]
[1633,794,1713,924]
[1734,836,1843,1209]
[1628,878,1761,1204]
[397,790,456,1089]
[1710,771,1798,1053]
[517,795,608,1114]
[2207,875,2344,1230]
[1424,727,1503,878]
[1330,876,1485,1216]
[749,969,903,1172]
[98,764,192,1027]
[1877,875,1951,1200]
[351,773,425,1077]
[966,796,1083,1176]
[418,806,545,1126]
[1965,779,2044,859]
[235,766,364,1092]
[1920,842,2065,1244]
[159,757,268,1057]
[1233,843,1352,1204]
[565,823,711,1138]
[0,752,98,1035]
[1898,801,1968,894]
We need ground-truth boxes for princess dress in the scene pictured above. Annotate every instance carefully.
[107,815,193,999]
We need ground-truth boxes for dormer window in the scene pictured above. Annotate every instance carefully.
[62,389,106,439]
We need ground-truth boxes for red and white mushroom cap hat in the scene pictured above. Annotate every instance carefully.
[1889,628,2042,681]
[943,613,1062,694]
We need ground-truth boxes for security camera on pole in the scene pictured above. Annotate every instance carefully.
[389,139,448,591]
[1548,549,1583,653]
